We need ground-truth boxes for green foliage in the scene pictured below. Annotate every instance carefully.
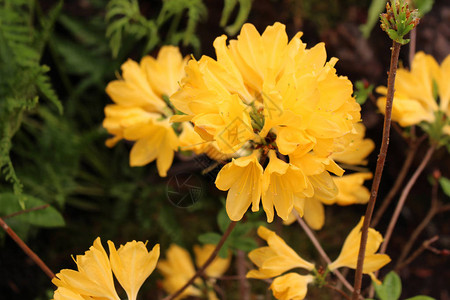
[371,271,436,300]
[0,193,65,227]
[420,111,450,151]
[354,80,374,105]
[380,0,420,45]
[106,0,207,58]
[0,193,64,240]
[361,0,387,38]
[439,177,450,198]
[220,0,252,35]
[373,271,402,300]
[198,206,264,258]
[412,0,434,17]
[361,0,433,38]
[0,0,63,208]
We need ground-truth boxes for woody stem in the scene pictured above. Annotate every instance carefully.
[295,214,354,293]
[351,41,401,300]
[0,217,55,279]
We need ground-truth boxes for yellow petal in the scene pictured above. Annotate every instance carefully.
[270,273,313,300]
[328,217,391,275]
[193,244,231,278]
[215,152,263,221]
[247,226,314,279]
[108,241,160,300]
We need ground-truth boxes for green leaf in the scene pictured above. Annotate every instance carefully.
[198,232,222,245]
[217,208,231,233]
[412,0,434,17]
[373,271,402,300]
[0,193,65,227]
[360,0,387,38]
[405,296,436,300]
[233,237,257,252]
[439,177,450,197]
[354,80,374,105]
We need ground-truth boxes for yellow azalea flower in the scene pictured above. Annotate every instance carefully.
[270,273,314,300]
[331,172,372,206]
[171,22,361,222]
[123,119,179,177]
[52,238,160,300]
[247,226,314,279]
[377,52,450,128]
[193,244,232,278]
[331,123,375,166]
[328,218,391,282]
[158,244,231,299]
[107,241,160,300]
[262,151,314,222]
[215,151,263,221]
[103,46,189,177]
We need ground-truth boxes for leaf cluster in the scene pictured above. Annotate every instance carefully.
[369,271,435,300]
[0,0,63,208]
[105,0,253,58]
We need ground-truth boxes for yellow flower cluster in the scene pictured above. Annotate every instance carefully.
[158,244,231,299]
[377,52,450,133]
[283,123,375,229]
[52,238,159,300]
[103,46,189,177]
[171,22,362,222]
[248,220,390,300]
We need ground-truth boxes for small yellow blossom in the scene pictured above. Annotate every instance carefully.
[108,241,160,300]
[215,151,263,221]
[331,123,375,166]
[158,244,231,299]
[270,273,314,300]
[52,238,160,300]
[377,52,450,128]
[328,218,391,282]
[247,226,314,279]
[331,172,372,206]
[103,46,189,177]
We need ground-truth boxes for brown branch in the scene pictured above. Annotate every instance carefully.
[325,284,352,300]
[0,217,55,279]
[395,172,440,269]
[371,136,425,227]
[295,214,355,293]
[380,145,435,255]
[351,41,402,300]
[396,236,439,270]
[409,28,417,68]
[162,221,237,300]
[236,250,250,300]
[2,204,50,219]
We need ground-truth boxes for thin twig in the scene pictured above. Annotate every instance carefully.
[352,41,402,300]
[295,214,355,293]
[409,28,417,68]
[395,172,440,269]
[325,284,352,300]
[236,250,250,300]
[0,217,55,279]
[396,236,439,270]
[371,136,425,227]
[2,204,50,219]
[162,221,237,300]
[380,145,435,254]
